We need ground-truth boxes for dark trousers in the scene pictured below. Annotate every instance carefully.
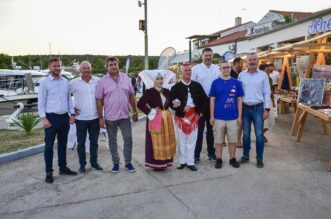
[44,113,70,173]
[76,119,100,167]
[194,98,215,159]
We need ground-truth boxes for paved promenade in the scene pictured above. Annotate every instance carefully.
[0,113,330,219]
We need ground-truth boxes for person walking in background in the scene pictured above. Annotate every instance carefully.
[96,57,138,173]
[38,57,77,184]
[191,48,219,163]
[137,70,177,171]
[259,64,276,143]
[238,53,271,168]
[210,61,243,169]
[69,61,103,173]
[269,64,280,92]
[171,63,207,171]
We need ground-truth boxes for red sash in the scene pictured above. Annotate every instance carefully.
[174,107,199,135]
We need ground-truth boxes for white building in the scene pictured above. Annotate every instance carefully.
[183,9,322,62]
[247,8,331,53]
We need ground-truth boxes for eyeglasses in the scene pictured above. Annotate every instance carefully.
[221,66,231,70]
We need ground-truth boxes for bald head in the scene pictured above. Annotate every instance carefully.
[80,61,92,78]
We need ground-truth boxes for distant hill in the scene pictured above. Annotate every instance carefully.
[0,53,159,75]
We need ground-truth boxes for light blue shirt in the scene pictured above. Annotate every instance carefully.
[238,69,271,109]
[38,74,74,117]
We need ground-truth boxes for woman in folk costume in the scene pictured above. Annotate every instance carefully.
[170,63,207,171]
[137,70,177,171]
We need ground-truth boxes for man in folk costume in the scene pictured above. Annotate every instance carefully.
[137,70,177,171]
[171,63,207,171]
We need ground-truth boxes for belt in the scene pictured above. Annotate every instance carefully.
[243,102,263,108]
[46,113,68,117]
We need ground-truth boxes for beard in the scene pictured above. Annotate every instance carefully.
[248,64,256,69]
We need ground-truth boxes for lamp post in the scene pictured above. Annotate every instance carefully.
[138,0,149,70]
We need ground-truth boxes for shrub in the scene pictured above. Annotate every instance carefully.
[13,112,41,135]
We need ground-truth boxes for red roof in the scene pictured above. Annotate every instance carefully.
[200,30,247,48]
[270,10,312,20]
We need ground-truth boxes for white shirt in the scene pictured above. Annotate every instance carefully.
[269,70,280,86]
[191,63,219,96]
[181,80,195,107]
[38,74,73,117]
[69,76,99,120]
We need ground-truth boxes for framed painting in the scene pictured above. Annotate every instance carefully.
[298,79,326,105]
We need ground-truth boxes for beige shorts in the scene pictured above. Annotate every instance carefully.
[213,119,238,144]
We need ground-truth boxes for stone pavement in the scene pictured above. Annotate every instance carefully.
[0,113,330,219]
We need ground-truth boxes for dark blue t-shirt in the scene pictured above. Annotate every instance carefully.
[209,77,244,120]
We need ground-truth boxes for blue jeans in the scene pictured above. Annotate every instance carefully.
[242,103,264,160]
[44,113,70,173]
[76,118,100,167]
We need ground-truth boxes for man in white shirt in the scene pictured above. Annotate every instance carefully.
[269,64,280,91]
[191,48,219,162]
[70,61,103,172]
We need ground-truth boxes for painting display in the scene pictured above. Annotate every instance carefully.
[297,79,325,105]
[312,64,331,80]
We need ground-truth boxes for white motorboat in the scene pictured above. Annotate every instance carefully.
[0,69,47,116]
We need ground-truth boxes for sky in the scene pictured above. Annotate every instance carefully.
[0,0,331,56]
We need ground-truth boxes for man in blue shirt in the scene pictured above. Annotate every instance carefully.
[210,61,243,169]
[238,53,271,168]
[38,58,77,183]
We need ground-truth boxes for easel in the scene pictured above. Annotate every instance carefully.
[290,34,331,171]
[278,55,293,90]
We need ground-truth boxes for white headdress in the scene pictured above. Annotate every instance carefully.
[138,70,175,89]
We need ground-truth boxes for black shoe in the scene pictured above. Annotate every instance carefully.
[215,158,223,169]
[177,164,186,170]
[45,172,53,184]
[229,158,240,168]
[257,160,264,168]
[59,167,77,175]
[239,156,250,164]
[208,156,217,162]
[79,166,86,173]
[187,165,198,171]
[194,158,200,164]
[264,136,268,143]
[91,163,103,171]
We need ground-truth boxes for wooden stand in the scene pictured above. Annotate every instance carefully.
[291,104,331,171]
[291,103,330,142]
[280,97,297,114]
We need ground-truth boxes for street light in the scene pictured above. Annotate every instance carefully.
[138,0,148,70]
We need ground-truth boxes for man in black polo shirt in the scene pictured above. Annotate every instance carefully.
[230,57,244,148]
[230,57,244,79]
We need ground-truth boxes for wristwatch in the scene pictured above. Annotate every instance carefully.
[265,108,270,112]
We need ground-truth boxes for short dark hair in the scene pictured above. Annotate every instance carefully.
[105,56,120,66]
[49,57,61,65]
[202,48,213,54]
[269,63,274,67]
[233,57,243,64]
[259,64,269,71]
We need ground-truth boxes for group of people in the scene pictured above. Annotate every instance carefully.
[38,48,273,184]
